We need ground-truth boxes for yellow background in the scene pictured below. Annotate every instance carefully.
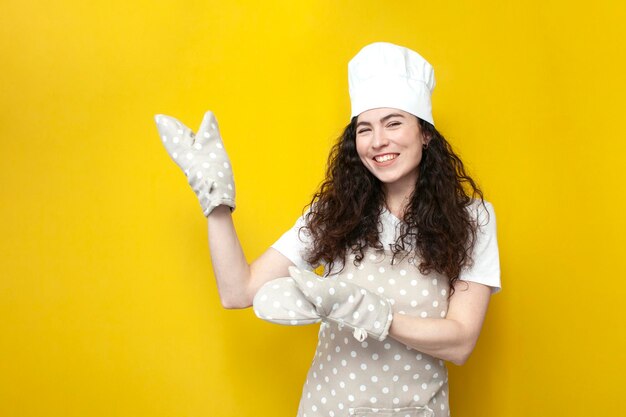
[2,1,625,416]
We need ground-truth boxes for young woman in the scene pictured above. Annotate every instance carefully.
[155,42,500,417]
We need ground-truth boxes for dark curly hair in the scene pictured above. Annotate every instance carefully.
[300,116,488,296]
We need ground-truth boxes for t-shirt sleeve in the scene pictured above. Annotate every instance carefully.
[459,201,502,293]
[270,213,315,272]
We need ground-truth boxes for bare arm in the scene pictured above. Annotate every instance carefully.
[208,206,295,309]
[388,280,492,365]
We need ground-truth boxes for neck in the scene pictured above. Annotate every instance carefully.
[383,179,416,219]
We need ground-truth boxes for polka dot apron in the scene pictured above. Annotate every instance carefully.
[297,248,451,417]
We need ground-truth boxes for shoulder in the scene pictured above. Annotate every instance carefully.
[460,198,501,293]
[466,199,496,232]
[269,206,316,272]
[467,198,495,218]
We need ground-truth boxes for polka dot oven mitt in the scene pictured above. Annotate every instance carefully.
[288,267,394,342]
[154,111,235,217]
[253,277,322,326]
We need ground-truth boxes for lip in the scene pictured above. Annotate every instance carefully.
[372,153,399,166]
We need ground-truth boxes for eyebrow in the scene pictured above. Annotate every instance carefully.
[356,113,406,127]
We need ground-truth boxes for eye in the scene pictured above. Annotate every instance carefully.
[387,121,401,128]
[357,128,371,134]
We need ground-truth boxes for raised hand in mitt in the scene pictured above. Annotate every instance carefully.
[154,111,235,216]
[288,267,393,342]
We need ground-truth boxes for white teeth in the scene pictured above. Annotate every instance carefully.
[374,154,397,162]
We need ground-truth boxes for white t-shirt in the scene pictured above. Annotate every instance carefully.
[271,200,501,293]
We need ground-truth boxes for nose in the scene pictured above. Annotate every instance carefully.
[371,128,389,149]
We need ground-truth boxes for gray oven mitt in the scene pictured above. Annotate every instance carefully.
[288,267,394,342]
[153,111,235,216]
[253,277,322,326]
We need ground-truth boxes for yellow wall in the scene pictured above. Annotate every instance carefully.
[2,1,625,416]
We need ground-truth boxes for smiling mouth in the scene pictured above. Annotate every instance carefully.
[374,154,399,163]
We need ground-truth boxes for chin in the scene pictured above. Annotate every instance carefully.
[376,175,401,184]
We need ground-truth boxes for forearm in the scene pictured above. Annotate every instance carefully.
[388,314,477,366]
[207,205,252,309]
[389,281,492,365]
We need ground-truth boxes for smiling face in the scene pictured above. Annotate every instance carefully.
[355,108,426,195]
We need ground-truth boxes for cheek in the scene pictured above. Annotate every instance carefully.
[412,148,424,166]
[355,138,369,160]
[354,139,376,174]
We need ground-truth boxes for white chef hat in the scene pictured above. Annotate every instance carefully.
[348,42,436,125]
